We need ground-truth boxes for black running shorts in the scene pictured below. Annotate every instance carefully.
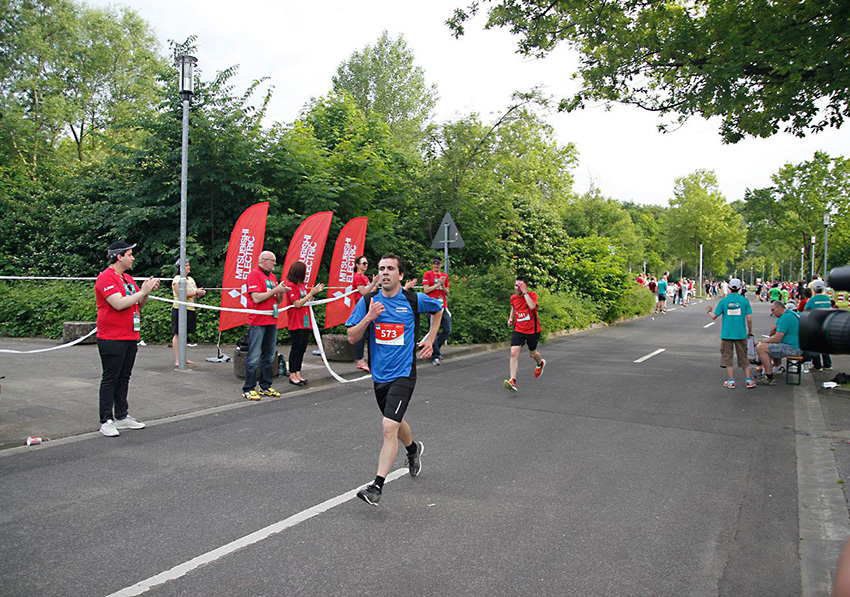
[510,331,540,351]
[373,376,416,422]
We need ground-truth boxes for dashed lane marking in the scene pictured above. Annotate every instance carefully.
[634,348,666,363]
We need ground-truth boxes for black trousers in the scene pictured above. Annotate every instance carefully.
[98,339,137,423]
[288,328,310,373]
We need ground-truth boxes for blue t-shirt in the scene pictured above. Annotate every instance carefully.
[804,294,831,310]
[657,280,667,295]
[346,290,443,383]
[776,310,801,349]
[714,293,752,340]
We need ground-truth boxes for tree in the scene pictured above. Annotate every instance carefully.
[742,152,850,274]
[0,0,164,179]
[561,187,645,269]
[333,30,438,153]
[448,0,850,143]
[666,170,745,274]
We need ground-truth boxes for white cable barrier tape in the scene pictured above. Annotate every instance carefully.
[0,327,98,354]
[0,285,372,385]
[308,304,372,384]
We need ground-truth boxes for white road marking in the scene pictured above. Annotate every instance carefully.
[107,468,409,596]
[704,322,716,328]
[667,307,677,311]
[634,348,666,363]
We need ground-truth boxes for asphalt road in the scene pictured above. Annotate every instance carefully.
[0,300,828,596]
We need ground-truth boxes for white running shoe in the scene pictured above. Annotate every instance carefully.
[114,416,145,430]
[100,420,120,437]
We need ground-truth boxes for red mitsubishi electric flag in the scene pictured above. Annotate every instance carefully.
[324,217,368,328]
[278,211,334,328]
[218,202,269,331]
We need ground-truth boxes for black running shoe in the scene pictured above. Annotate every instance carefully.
[407,441,424,477]
[356,484,381,506]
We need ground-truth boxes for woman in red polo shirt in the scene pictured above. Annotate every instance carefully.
[285,261,324,386]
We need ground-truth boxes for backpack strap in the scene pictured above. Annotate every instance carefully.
[403,289,420,376]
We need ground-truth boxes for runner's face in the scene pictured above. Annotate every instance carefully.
[378,258,402,291]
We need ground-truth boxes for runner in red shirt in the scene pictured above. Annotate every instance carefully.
[421,256,451,365]
[504,276,545,392]
[241,250,288,400]
[95,241,160,437]
[284,261,324,386]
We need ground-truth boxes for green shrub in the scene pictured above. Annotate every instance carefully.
[448,264,514,344]
[0,273,652,344]
[535,288,598,339]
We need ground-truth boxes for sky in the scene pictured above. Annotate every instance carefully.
[90,0,849,207]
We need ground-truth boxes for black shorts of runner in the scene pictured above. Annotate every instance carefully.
[657,294,667,302]
[374,376,416,423]
[171,308,197,336]
[510,331,540,351]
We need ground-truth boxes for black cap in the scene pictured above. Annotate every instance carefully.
[107,241,136,258]
[432,256,443,263]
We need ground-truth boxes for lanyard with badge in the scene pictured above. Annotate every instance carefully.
[266,278,279,318]
[122,274,141,331]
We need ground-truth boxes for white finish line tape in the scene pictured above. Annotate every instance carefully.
[634,348,665,363]
[106,468,408,597]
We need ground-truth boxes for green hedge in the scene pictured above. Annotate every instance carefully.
[0,277,654,343]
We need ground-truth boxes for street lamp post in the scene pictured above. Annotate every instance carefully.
[824,214,830,279]
[176,54,197,371]
[800,247,804,283]
[811,235,816,280]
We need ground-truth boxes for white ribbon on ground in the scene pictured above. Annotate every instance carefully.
[0,327,98,354]
[308,304,371,384]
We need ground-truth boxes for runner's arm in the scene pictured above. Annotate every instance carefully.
[347,300,384,344]
[417,309,443,359]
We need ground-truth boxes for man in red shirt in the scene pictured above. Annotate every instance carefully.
[242,250,288,400]
[95,241,160,437]
[504,276,545,392]
[421,256,451,365]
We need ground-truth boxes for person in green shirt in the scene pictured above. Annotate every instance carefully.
[706,278,755,389]
[768,285,781,302]
[804,280,833,370]
[780,287,790,303]
[755,301,803,385]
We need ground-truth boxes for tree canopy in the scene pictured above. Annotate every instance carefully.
[448,0,850,143]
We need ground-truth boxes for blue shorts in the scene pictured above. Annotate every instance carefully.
[768,343,803,359]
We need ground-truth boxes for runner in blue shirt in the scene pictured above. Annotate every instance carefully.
[346,254,443,506]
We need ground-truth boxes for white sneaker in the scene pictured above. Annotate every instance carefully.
[187,343,198,347]
[100,420,120,437]
[137,340,147,346]
[114,416,145,430]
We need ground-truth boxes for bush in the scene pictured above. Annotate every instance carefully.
[448,264,514,344]
[0,273,653,344]
[535,288,598,339]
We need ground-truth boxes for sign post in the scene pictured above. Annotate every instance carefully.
[430,212,464,276]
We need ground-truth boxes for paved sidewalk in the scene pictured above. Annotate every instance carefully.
[0,338,500,449]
